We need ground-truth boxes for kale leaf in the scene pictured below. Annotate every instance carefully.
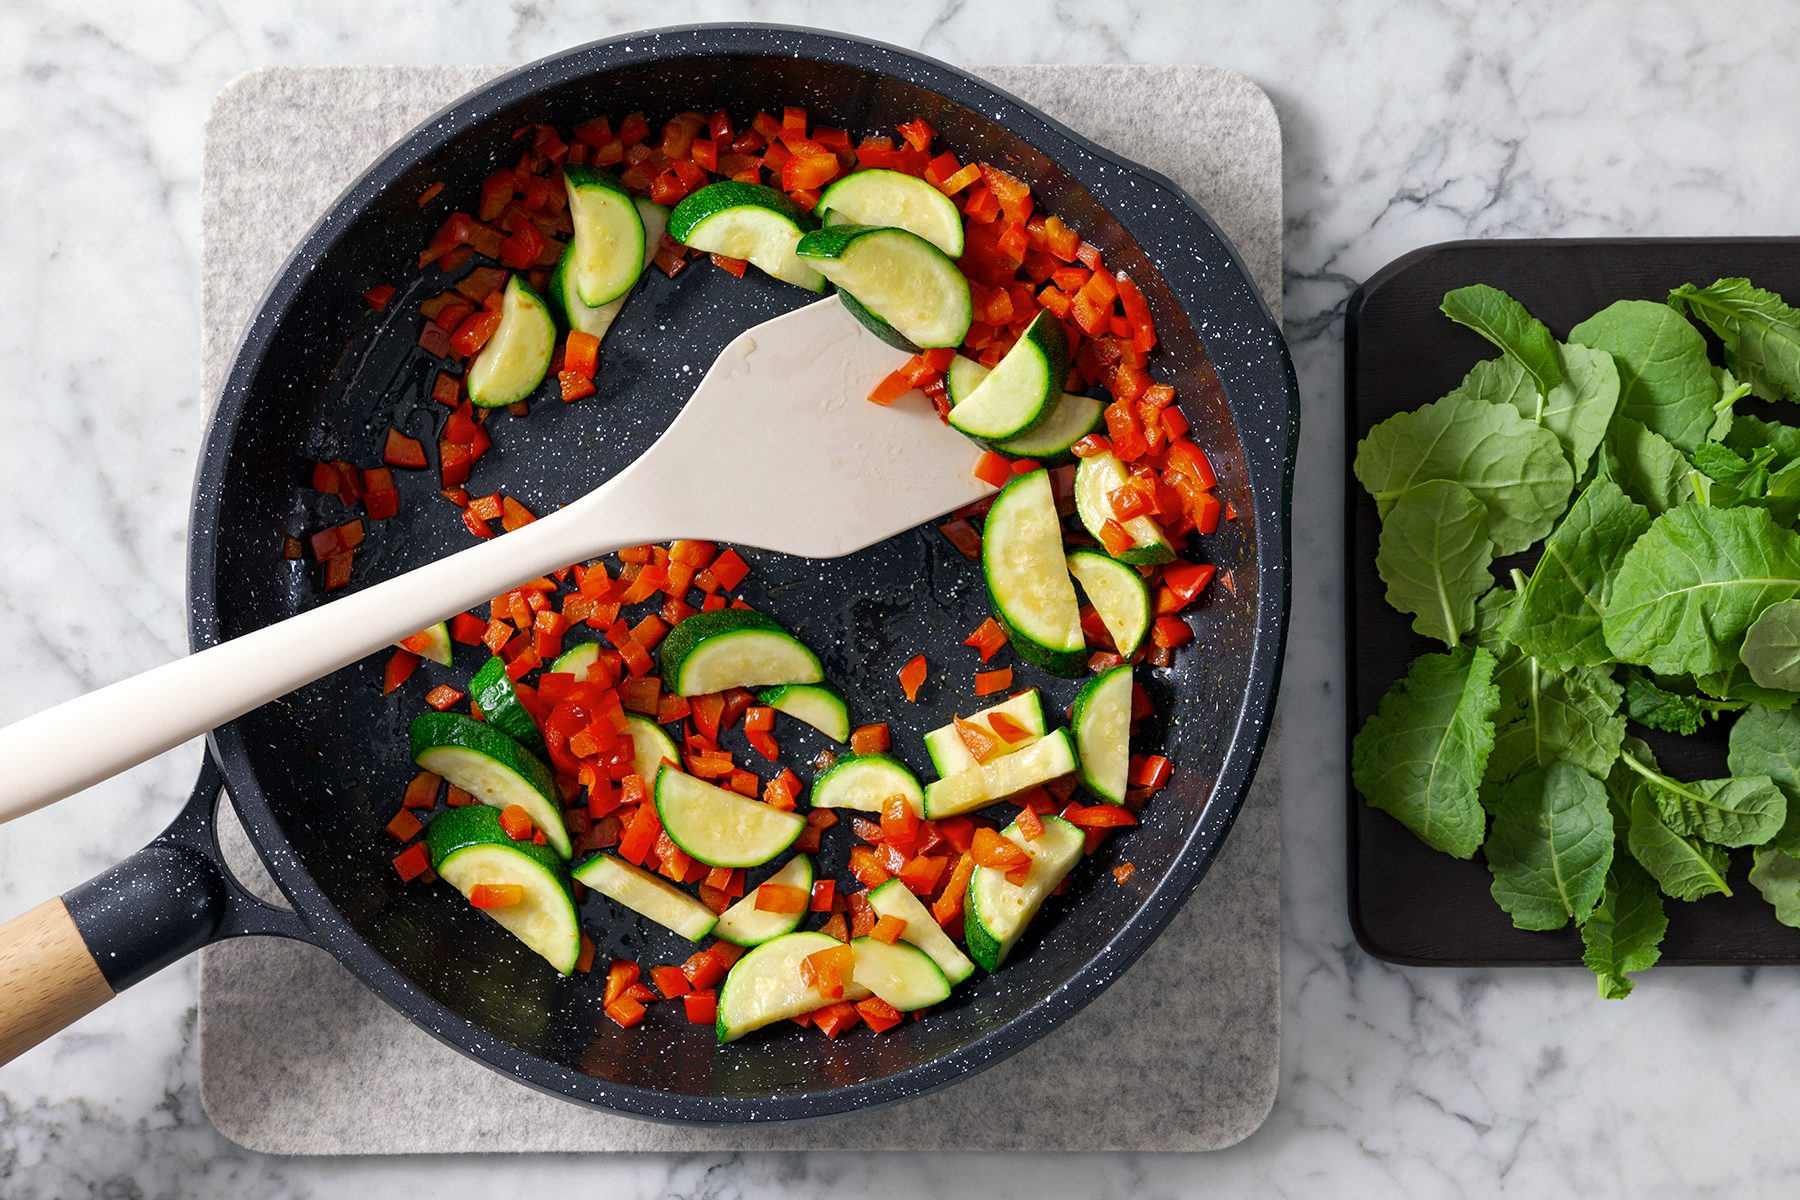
[1375,479,1493,648]
[1580,853,1667,999]
[1668,278,1800,405]
[1485,759,1613,930]
[1354,392,1572,555]
[1620,668,1743,736]
[1440,284,1564,397]
[1570,299,1719,452]
[1740,599,1800,692]
[1507,479,1651,670]
[1603,504,1800,678]
[1351,645,1500,859]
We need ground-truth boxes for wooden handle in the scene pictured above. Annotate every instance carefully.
[0,898,114,1065]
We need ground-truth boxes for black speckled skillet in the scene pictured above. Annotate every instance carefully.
[2,26,1296,1121]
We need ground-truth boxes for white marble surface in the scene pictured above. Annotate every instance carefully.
[2,0,1798,1196]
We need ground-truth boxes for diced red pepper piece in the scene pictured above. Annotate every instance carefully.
[973,451,1012,488]
[385,808,423,841]
[854,996,904,1033]
[850,723,891,755]
[1152,615,1194,650]
[898,654,928,702]
[754,884,810,914]
[1129,754,1173,791]
[425,685,464,711]
[382,649,420,694]
[604,996,646,1028]
[971,827,1031,871]
[974,667,1013,696]
[391,842,431,882]
[648,964,691,999]
[962,617,1008,661]
[468,882,524,908]
[953,715,1001,764]
[1062,803,1139,828]
[881,794,920,848]
[869,914,908,946]
[382,427,428,470]
[683,989,717,1025]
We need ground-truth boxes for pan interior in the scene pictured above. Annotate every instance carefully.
[201,45,1267,1107]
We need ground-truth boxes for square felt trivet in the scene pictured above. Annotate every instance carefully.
[197,63,1284,1154]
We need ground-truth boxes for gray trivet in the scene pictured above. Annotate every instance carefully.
[196,63,1283,1154]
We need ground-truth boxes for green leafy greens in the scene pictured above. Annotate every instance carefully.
[1668,278,1800,405]
[1351,645,1500,859]
[1375,479,1493,647]
[1352,276,1800,996]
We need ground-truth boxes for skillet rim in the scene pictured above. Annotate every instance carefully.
[189,24,1297,1123]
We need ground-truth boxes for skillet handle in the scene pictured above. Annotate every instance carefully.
[0,899,115,1064]
[0,756,312,1066]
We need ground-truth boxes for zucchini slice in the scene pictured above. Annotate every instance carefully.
[571,853,718,942]
[816,168,965,257]
[548,640,602,679]
[947,357,1103,463]
[1066,549,1152,657]
[562,166,647,306]
[428,806,581,974]
[793,224,973,350]
[866,877,975,985]
[657,609,824,696]
[982,470,1085,675]
[549,197,666,340]
[715,930,872,1043]
[465,275,556,408]
[713,854,815,947]
[667,181,825,291]
[622,713,679,782]
[850,936,951,1010]
[923,728,1078,819]
[409,712,571,858]
[1071,664,1133,804]
[810,752,925,816]
[922,690,1048,777]
[948,312,1068,440]
[654,764,807,868]
[755,682,851,743]
[1074,448,1176,565]
[396,621,453,667]
[963,814,1085,971]
[468,656,546,756]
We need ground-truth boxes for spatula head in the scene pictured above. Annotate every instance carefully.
[630,296,994,558]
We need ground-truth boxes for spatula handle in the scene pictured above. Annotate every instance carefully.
[0,476,665,823]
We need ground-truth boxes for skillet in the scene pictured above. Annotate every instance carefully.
[0,25,1297,1122]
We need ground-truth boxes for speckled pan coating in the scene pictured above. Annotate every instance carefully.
[76,26,1295,1123]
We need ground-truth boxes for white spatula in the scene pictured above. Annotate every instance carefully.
[0,295,992,821]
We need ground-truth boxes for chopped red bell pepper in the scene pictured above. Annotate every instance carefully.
[850,723,891,755]
[468,882,524,908]
[973,667,1013,697]
[973,450,1013,488]
[898,654,928,702]
[385,809,423,841]
[391,842,431,883]
[382,649,420,694]
[754,883,810,914]
[683,989,717,1025]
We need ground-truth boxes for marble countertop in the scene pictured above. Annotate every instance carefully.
[2,1,1797,1196]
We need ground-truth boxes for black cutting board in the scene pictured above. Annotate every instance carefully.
[1345,237,1800,967]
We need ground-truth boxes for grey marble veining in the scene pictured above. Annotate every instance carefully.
[3,1,1800,1197]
